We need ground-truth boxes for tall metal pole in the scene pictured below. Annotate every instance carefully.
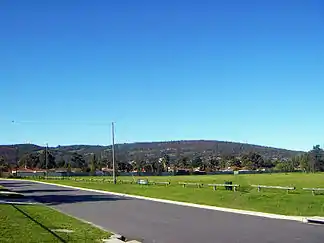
[11,121,19,176]
[15,145,19,175]
[112,122,116,184]
[45,143,48,178]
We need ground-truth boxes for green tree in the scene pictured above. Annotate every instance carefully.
[299,153,311,172]
[228,157,242,168]
[160,158,167,172]
[38,150,56,169]
[71,153,86,171]
[133,153,145,172]
[143,163,153,173]
[96,157,106,169]
[14,146,19,171]
[161,154,170,172]
[66,161,72,173]
[117,161,127,171]
[263,159,275,168]
[0,156,9,176]
[152,160,162,175]
[90,154,97,176]
[274,161,295,172]
[43,151,56,169]
[191,156,203,169]
[241,152,264,169]
[100,157,111,169]
[19,153,30,168]
[221,154,236,169]
[241,160,254,170]
[135,160,144,172]
[307,145,324,172]
[125,162,133,172]
[219,157,228,169]
[290,156,301,168]
[57,158,66,168]
[178,156,189,168]
[19,153,40,168]
[209,157,220,171]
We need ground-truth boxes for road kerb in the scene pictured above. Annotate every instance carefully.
[304,217,324,225]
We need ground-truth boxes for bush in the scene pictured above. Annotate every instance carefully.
[176,170,190,175]
[274,162,295,172]
[7,174,22,179]
[191,171,207,175]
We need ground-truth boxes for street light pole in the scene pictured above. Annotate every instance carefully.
[15,145,19,175]
[45,143,48,178]
[112,122,116,184]
[11,121,19,176]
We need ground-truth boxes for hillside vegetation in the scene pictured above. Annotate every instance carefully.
[0,140,302,167]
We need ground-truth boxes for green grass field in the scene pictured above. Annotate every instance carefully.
[40,173,324,216]
[0,204,111,243]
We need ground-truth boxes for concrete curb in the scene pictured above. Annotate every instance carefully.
[0,191,23,195]
[5,178,308,223]
[304,217,324,225]
[0,190,24,199]
[48,206,141,242]
[0,200,40,205]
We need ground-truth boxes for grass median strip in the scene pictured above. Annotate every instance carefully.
[36,173,324,216]
[0,204,111,243]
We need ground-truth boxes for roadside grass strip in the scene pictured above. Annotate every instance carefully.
[0,203,111,243]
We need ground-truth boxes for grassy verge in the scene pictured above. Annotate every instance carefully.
[37,173,324,216]
[0,204,111,243]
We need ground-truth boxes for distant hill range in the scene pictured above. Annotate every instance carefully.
[0,140,304,165]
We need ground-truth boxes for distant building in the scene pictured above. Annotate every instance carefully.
[12,168,47,177]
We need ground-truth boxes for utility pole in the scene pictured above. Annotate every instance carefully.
[112,122,116,184]
[45,143,48,178]
[15,145,19,175]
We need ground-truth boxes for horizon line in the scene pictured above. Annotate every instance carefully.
[0,139,307,152]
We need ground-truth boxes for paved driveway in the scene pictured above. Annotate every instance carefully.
[1,180,323,243]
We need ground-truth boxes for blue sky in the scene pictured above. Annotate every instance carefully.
[1,0,323,151]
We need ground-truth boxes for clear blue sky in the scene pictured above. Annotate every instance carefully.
[1,0,323,151]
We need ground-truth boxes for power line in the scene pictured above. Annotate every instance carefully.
[11,120,113,126]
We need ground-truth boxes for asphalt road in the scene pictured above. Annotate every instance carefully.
[1,180,323,243]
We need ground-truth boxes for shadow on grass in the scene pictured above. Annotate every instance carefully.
[237,186,252,194]
[246,188,304,195]
[287,191,301,195]
[261,190,302,195]
[12,204,67,243]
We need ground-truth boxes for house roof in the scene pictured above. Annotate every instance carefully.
[12,168,47,173]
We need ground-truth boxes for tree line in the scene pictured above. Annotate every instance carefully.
[0,145,324,176]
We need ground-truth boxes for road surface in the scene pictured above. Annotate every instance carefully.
[1,180,323,243]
